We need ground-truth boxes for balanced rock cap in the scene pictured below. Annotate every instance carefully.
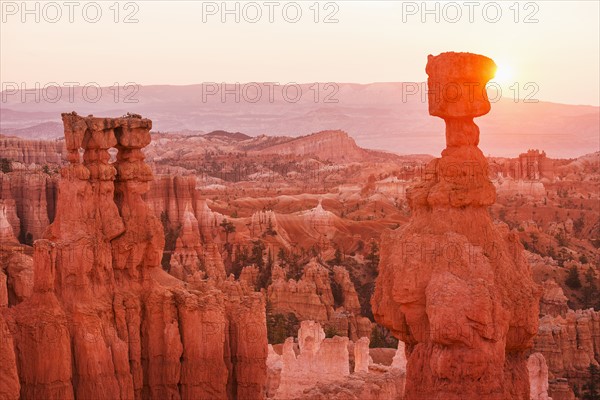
[426,51,497,119]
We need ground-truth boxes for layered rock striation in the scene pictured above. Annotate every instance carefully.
[0,135,66,165]
[539,279,569,318]
[372,52,541,399]
[0,170,57,242]
[534,309,600,381]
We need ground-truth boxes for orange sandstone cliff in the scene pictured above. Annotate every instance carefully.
[371,52,542,400]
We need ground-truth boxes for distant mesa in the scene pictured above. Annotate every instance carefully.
[0,121,63,140]
[258,130,368,163]
[204,130,252,141]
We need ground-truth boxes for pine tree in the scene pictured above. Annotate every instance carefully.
[277,248,287,266]
[220,219,236,244]
[582,363,600,400]
[231,244,247,279]
[0,158,12,173]
[251,240,265,268]
[255,242,272,289]
[366,241,380,269]
[566,266,582,289]
[267,248,273,269]
[328,247,342,266]
[265,216,276,236]
[333,248,343,265]
[369,325,398,349]
[582,267,599,310]
[287,252,303,281]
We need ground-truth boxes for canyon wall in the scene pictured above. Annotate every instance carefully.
[0,171,58,242]
[267,262,371,340]
[532,278,598,399]
[534,309,600,381]
[0,135,66,165]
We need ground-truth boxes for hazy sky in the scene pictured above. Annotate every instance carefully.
[1,1,599,105]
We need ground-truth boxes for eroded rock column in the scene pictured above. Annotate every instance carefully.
[372,52,541,400]
[528,353,552,400]
[3,113,268,400]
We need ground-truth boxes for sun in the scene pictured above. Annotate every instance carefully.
[493,62,515,85]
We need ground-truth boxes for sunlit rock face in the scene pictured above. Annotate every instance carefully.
[372,52,541,400]
[528,353,552,400]
[267,320,407,400]
[275,320,350,399]
[1,113,267,400]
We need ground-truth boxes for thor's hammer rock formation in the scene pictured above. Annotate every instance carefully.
[0,113,267,400]
[372,52,541,399]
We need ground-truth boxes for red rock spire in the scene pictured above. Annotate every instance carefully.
[372,52,541,400]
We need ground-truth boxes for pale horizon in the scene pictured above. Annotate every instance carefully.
[2,1,599,106]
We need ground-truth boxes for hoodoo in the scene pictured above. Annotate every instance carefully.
[372,52,542,400]
[1,113,267,400]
